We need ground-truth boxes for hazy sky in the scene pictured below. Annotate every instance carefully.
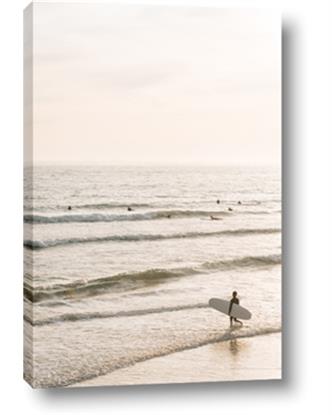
[28,3,281,165]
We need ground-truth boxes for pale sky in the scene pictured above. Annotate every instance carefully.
[27,3,281,165]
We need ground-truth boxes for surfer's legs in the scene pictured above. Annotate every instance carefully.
[230,317,242,327]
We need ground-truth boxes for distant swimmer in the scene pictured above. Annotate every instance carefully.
[210,215,222,221]
[166,214,172,218]
[216,199,220,204]
[127,207,133,212]
[67,206,72,211]
[237,201,242,205]
[228,207,233,212]
[228,291,243,327]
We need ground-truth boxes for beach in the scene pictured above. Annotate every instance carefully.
[74,333,281,387]
[24,165,281,388]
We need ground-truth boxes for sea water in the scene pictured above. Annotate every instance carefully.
[24,165,281,387]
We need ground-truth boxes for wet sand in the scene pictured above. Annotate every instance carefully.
[73,332,281,387]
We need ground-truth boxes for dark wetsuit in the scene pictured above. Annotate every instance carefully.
[229,297,239,313]
[228,297,242,326]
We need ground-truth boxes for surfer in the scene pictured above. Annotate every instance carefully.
[127,207,133,212]
[67,206,72,211]
[228,207,233,212]
[228,291,243,327]
[210,215,222,221]
[216,199,220,204]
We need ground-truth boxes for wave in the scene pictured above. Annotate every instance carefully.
[25,303,209,326]
[24,227,280,250]
[24,254,281,303]
[23,207,279,225]
[72,326,281,387]
[25,323,281,388]
[24,209,231,224]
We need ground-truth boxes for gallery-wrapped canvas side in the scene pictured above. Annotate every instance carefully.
[23,3,34,388]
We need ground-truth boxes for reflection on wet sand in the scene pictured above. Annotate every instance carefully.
[229,339,239,355]
[74,333,281,387]
[211,330,247,358]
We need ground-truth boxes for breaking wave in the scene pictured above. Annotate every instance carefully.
[24,254,281,303]
[24,323,281,388]
[24,228,280,250]
[23,207,277,224]
[24,210,230,224]
[25,303,209,326]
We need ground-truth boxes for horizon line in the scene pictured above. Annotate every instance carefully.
[24,161,281,167]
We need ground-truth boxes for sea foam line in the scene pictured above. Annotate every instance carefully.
[25,325,281,388]
[25,303,209,326]
[23,207,277,224]
[24,254,281,303]
[24,227,280,250]
[73,326,282,387]
[24,210,229,224]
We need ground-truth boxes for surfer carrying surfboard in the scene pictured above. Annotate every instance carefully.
[228,291,243,327]
[209,296,251,325]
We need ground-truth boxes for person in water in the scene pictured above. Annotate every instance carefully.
[210,215,222,220]
[127,207,133,212]
[67,206,72,211]
[216,199,220,204]
[228,291,243,327]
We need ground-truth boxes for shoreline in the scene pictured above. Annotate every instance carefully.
[72,332,281,388]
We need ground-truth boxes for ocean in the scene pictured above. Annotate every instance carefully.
[23,165,281,388]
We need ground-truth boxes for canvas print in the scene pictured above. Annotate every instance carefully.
[24,3,281,388]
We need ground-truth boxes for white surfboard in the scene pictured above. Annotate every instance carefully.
[209,297,252,320]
